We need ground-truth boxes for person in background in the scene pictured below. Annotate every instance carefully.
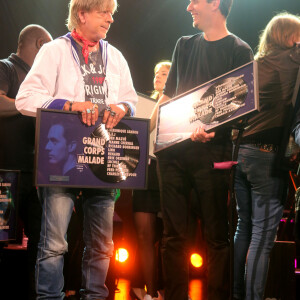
[151,61,172,100]
[233,12,300,300]
[150,1,253,299]
[130,61,171,300]
[0,24,52,300]
[15,0,137,299]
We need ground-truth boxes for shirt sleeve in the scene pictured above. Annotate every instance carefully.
[16,42,69,116]
[117,55,138,116]
[163,38,181,99]
[233,41,254,68]
[0,61,21,117]
[0,62,10,94]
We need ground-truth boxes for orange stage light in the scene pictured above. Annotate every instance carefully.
[190,253,203,268]
[115,248,129,263]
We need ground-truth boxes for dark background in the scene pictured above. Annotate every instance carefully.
[0,0,299,95]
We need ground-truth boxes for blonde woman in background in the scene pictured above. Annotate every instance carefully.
[151,61,172,100]
[233,12,300,300]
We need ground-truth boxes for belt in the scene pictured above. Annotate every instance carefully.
[251,143,278,153]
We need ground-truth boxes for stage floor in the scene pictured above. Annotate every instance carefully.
[113,278,205,300]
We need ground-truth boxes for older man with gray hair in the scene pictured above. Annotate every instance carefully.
[16,0,137,299]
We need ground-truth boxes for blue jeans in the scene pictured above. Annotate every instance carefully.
[233,145,287,300]
[36,187,115,300]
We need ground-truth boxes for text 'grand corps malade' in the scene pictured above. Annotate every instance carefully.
[77,128,140,178]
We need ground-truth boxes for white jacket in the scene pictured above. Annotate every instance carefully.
[16,35,137,116]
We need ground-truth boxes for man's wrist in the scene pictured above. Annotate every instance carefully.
[63,101,74,111]
[117,103,131,116]
[63,101,70,111]
[121,103,131,116]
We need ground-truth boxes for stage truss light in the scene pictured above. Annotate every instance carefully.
[115,247,129,263]
[190,253,203,268]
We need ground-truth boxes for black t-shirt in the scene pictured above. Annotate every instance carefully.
[75,42,107,114]
[0,54,36,171]
[165,33,253,97]
[164,33,253,142]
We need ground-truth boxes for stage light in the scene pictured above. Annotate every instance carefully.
[190,253,203,268]
[116,248,129,263]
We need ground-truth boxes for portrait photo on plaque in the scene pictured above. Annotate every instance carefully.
[154,61,259,153]
[35,109,149,189]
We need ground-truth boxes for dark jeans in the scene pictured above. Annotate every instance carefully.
[157,140,231,300]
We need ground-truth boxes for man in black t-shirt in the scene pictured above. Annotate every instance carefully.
[150,1,253,300]
[0,24,52,300]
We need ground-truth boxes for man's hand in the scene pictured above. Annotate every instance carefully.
[102,104,127,129]
[191,126,215,143]
[64,101,99,126]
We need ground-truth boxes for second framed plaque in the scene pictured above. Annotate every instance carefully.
[154,61,259,153]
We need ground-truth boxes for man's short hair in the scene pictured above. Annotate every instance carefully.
[17,24,50,50]
[207,0,233,18]
[67,0,117,31]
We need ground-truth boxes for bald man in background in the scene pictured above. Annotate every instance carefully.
[0,24,52,300]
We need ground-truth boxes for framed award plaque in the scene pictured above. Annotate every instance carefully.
[35,109,149,189]
[154,61,259,153]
